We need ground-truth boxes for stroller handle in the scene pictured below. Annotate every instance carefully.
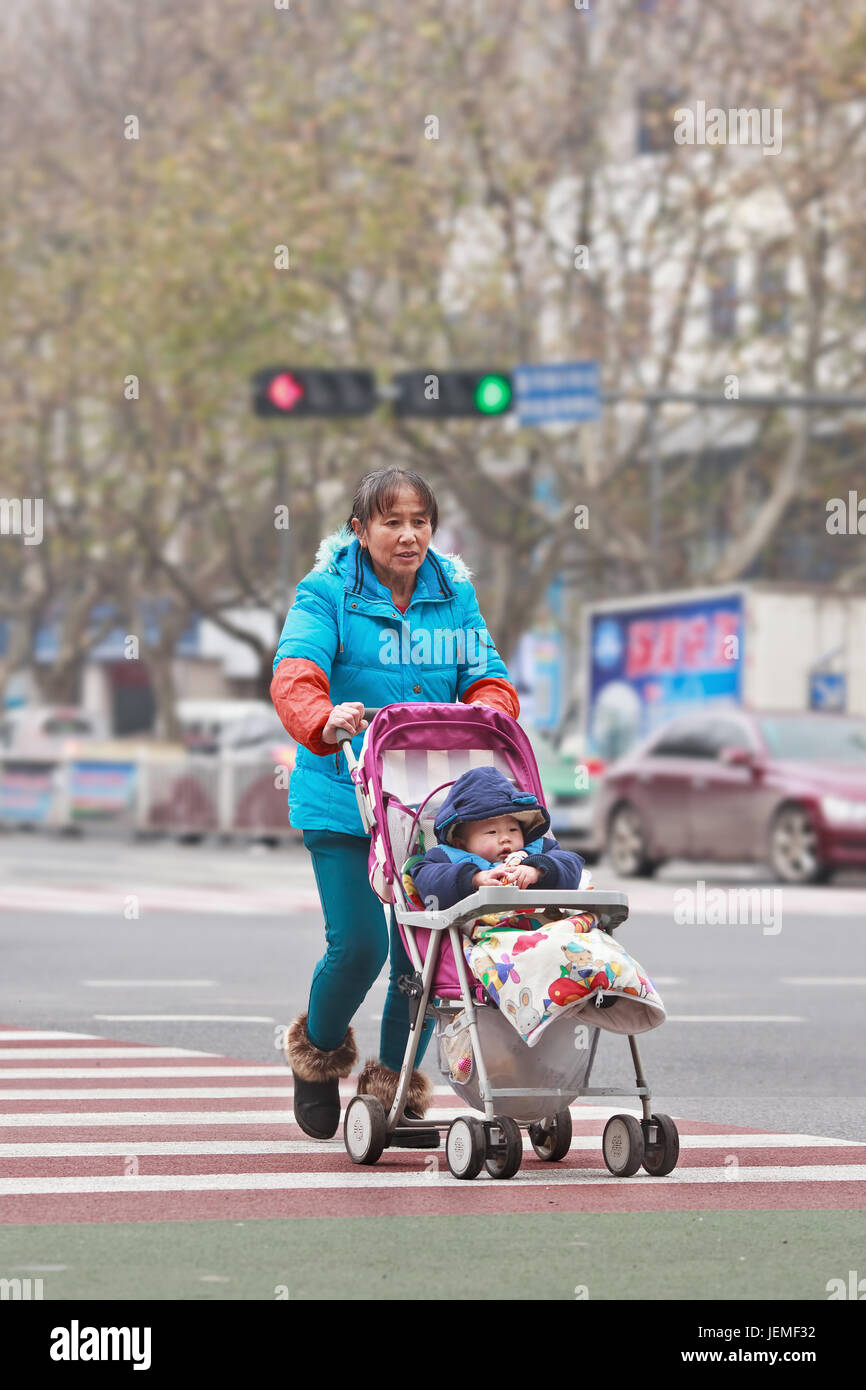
[335,701,476,753]
[334,707,379,743]
[336,702,490,745]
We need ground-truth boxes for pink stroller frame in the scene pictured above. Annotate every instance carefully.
[337,702,679,1181]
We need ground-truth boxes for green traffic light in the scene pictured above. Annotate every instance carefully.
[474,374,512,414]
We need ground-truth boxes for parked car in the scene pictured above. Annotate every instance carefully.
[177,699,294,763]
[595,708,866,883]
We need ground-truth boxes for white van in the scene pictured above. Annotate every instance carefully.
[176,699,289,755]
[0,706,108,760]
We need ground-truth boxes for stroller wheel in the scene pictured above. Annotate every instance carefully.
[446,1117,486,1180]
[484,1116,523,1180]
[344,1095,388,1165]
[602,1113,644,1177]
[641,1113,680,1176]
[529,1108,573,1162]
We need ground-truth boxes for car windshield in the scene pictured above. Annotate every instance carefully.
[758,715,866,761]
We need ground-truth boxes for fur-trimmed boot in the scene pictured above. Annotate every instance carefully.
[356,1058,439,1148]
[285,1014,358,1140]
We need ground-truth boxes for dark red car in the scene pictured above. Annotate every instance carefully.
[596,708,866,883]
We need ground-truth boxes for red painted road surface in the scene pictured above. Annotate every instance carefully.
[1,1026,864,1225]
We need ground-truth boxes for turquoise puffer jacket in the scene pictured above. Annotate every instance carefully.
[273,527,513,835]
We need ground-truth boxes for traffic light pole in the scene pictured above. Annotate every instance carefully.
[252,367,866,588]
[271,438,293,611]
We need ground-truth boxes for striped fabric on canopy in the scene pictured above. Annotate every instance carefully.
[381,745,517,882]
[380,745,516,808]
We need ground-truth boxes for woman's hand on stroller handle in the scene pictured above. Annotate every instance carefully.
[325,702,369,745]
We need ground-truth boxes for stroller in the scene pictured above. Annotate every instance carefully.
[337,702,679,1181]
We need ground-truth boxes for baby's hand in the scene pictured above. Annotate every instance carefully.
[507,865,542,889]
[472,867,513,888]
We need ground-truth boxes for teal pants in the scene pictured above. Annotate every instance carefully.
[303,829,434,1072]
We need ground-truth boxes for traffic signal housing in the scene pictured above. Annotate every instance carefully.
[252,368,378,418]
[393,370,513,418]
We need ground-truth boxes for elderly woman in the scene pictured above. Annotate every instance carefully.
[270,467,519,1142]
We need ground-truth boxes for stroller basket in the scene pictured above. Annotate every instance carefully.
[436,1004,597,1123]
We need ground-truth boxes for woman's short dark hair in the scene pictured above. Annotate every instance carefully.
[346,468,438,535]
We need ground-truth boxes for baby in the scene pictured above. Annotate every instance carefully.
[410,765,585,911]
[407,767,654,1051]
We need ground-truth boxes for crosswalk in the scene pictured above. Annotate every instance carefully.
[1,1025,864,1225]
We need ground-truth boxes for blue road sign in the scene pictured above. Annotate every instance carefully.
[514,362,600,425]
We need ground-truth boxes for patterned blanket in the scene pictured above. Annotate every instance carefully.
[462,910,666,1047]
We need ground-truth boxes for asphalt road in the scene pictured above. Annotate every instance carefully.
[1,831,864,1140]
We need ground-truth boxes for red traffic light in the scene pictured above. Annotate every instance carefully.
[252,367,378,417]
[266,372,305,412]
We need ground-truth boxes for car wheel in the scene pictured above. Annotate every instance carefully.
[607,803,659,877]
[575,848,600,866]
[769,804,831,884]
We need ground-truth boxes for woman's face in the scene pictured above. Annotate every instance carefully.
[352,486,433,587]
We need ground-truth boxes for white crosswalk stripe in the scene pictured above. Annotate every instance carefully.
[3,1165,866,1196]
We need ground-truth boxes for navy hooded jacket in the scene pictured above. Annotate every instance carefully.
[410,766,584,910]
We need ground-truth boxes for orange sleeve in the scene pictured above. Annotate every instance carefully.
[462,677,520,720]
[270,657,336,757]
[272,660,520,751]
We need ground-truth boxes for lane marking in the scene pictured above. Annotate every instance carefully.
[1,1105,860,1132]
[80,980,218,988]
[10,1264,67,1271]
[0,1032,101,1041]
[0,1105,639,1128]
[0,889,317,915]
[91,1016,276,1023]
[0,1110,300,1128]
[0,1087,295,1100]
[0,1067,286,1079]
[0,1048,214,1060]
[2,1164,865,1194]
[781,978,866,986]
[666,1015,804,1023]
[0,1133,861,1158]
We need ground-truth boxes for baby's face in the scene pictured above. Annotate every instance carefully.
[457,815,524,860]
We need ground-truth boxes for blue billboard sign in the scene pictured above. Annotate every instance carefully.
[587,593,744,759]
[0,763,56,824]
[69,761,138,820]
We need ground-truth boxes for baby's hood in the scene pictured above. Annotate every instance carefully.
[433,766,550,846]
